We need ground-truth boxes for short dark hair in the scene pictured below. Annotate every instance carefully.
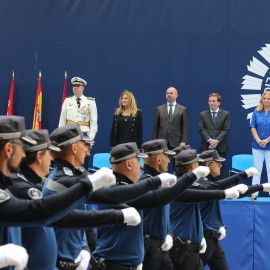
[21,149,47,166]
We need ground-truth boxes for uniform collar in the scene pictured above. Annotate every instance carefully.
[54,158,77,174]
[20,164,43,185]
[113,172,134,185]
[0,170,12,189]
[143,164,160,176]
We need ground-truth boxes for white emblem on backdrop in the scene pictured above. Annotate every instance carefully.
[241,44,270,122]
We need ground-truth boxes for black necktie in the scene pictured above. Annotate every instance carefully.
[77,98,81,109]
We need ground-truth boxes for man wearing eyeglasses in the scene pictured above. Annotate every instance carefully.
[59,77,98,141]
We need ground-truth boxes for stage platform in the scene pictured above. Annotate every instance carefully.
[204,198,270,270]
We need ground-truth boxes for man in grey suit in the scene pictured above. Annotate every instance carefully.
[152,87,188,150]
[199,93,230,179]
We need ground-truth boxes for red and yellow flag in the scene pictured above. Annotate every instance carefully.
[59,71,67,116]
[33,72,42,129]
[7,71,15,115]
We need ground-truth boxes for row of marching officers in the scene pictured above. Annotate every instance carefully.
[0,115,268,270]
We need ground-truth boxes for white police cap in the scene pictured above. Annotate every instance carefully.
[71,77,87,86]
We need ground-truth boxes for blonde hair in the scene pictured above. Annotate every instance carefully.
[256,91,270,112]
[115,90,138,117]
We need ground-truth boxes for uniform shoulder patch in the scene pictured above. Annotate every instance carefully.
[0,190,11,203]
[28,188,43,200]
[63,167,73,176]
[17,173,28,182]
[66,96,73,99]
[192,182,201,187]
[87,97,95,101]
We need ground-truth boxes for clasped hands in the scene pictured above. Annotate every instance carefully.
[208,139,219,149]
[257,138,269,149]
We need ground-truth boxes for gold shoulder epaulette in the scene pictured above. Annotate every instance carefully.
[87,97,95,101]
[66,96,73,99]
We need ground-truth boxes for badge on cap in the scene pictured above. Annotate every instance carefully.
[0,190,10,203]
[63,167,73,176]
[28,188,43,200]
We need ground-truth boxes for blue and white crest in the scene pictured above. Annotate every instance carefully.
[63,167,73,176]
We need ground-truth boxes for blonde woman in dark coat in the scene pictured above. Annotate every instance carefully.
[110,90,143,148]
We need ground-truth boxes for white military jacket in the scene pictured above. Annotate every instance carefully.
[59,95,98,139]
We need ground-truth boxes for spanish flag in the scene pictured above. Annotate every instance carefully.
[7,71,15,115]
[33,72,42,129]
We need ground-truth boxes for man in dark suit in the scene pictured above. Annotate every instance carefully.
[152,87,189,150]
[199,93,230,179]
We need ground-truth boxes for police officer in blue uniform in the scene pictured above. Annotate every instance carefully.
[92,143,213,270]
[139,139,176,270]
[0,115,118,270]
[8,129,141,270]
[197,150,269,270]
[168,149,247,270]
[42,126,185,270]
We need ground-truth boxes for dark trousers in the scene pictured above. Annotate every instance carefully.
[169,247,204,270]
[143,247,173,270]
[200,237,229,270]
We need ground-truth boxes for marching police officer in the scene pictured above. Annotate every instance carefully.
[42,127,183,270]
[169,149,244,270]
[0,116,116,270]
[139,139,176,270]
[197,150,268,269]
[9,129,140,270]
[59,76,98,140]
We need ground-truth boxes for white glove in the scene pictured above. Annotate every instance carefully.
[233,184,248,194]
[263,183,270,192]
[161,234,173,251]
[137,263,143,270]
[121,207,141,226]
[224,187,239,199]
[0,244,28,270]
[88,167,116,191]
[192,166,210,179]
[158,173,177,187]
[75,250,90,270]
[218,226,226,240]
[199,238,207,254]
[245,167,259,177]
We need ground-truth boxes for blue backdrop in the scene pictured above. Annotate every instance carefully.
[0,0,269,181]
